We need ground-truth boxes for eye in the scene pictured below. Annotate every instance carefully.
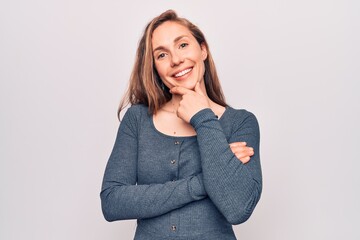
[179,43,188,49]
[157,53,166,60]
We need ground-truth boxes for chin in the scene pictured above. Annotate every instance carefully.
[168,78,198,90]
[180,80,197,90]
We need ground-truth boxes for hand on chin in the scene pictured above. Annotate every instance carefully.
[174,81,197,91]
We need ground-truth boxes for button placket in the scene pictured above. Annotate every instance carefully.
[170,139,181,236]
[170,139,181,182]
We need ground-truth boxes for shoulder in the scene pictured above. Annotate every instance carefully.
[224,107,260,134]
[120,104,150,127]
[118,104,150,135]
[122,104,149,120]
[125,104,148,114]
[225,107,258,124]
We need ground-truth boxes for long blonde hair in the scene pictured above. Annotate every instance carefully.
[118,10,227,118]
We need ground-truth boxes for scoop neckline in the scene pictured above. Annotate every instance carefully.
[149,106,229,139]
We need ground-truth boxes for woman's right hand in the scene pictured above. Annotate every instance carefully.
[229,142,254,164]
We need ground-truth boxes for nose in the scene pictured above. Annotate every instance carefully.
[170,52,184,67]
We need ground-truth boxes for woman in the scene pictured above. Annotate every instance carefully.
[101,10,262,240]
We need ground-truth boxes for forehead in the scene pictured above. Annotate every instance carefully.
[152,21,193,48]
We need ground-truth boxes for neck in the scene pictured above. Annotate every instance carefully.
[169,94,182,108]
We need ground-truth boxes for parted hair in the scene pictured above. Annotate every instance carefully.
[118,9,227,118]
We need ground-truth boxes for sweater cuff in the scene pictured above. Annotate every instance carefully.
[190,108,218,130]
[188,174,207,200]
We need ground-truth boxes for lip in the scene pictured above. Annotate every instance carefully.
[172,67,193,79]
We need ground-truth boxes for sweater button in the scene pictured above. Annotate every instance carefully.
[174,141,180,145]
[170,159,176,164]
[171,225,176,231]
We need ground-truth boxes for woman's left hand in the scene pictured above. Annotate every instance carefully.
[230,142,254,164]
[170,81,210,123]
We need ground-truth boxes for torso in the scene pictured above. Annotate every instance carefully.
[133,104,241,239]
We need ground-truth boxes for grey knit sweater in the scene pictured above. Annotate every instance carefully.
[101,104,262,240]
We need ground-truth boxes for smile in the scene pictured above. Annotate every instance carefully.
[173,67,193,78]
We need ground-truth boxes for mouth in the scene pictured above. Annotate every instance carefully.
[172,67,193,78]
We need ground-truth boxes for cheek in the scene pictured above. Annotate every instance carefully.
[198,59,205,74]
[154,63,166,77]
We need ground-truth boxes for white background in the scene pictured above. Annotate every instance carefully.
[1,0,359,239]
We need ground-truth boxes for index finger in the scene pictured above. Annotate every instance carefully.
[170,86,194,96]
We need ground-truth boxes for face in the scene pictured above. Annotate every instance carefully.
[152,21,207,91]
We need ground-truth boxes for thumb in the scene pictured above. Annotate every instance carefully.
[194,81,205,96]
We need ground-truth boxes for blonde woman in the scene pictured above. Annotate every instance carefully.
[101,10,262,240]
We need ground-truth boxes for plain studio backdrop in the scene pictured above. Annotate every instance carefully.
[1,0,359,239]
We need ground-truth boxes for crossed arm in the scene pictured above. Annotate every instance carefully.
[100,106,260,223]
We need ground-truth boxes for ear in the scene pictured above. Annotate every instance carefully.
[200,43,208,61]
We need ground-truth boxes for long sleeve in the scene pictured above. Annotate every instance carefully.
[100,107,207,222]
[190,108,262,225]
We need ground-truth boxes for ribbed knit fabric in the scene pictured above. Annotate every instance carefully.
[101,104,262,239]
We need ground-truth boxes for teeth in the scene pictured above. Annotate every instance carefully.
[175,68,192,77]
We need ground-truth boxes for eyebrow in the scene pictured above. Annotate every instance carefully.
[152,35,189,53]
